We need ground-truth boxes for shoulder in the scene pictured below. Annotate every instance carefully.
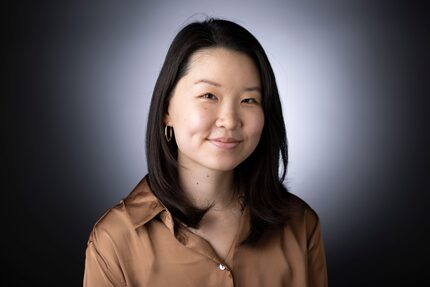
[285,193,322,240]
[84,176,165,284]
[88,200,130,245]
[87,175,163,248]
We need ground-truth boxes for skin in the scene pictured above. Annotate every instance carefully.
[164,47,264,259]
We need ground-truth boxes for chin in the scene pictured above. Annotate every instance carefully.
[205,161,241,172]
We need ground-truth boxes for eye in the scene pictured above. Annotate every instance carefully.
[241,98,259,104]
[201,93,217,100]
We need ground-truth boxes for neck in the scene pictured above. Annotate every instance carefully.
[177,163,237,211]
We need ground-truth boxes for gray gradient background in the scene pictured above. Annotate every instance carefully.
[7,0,429,286]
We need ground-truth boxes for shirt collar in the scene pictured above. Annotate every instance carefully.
[122,175,251,243]
[122,175,170,229]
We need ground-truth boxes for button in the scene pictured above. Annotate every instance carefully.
[219,264,226,270]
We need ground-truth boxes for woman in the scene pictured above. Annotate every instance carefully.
[84,18,328,286]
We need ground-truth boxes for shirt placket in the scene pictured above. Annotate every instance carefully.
[177,224,235,287]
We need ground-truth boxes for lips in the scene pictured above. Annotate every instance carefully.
[208,137,242,149]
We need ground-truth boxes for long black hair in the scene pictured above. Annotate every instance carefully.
[146,17,295,245]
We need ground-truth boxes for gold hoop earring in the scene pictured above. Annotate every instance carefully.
[164,125,172,142]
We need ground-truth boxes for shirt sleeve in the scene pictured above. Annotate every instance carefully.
[305,209,328,287]
[83,230,126,287]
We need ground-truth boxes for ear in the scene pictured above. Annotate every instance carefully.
[164,113,172,126]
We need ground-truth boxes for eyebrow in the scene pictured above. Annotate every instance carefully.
[194,79,261,93]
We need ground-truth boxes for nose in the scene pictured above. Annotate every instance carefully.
[215,102,242,130]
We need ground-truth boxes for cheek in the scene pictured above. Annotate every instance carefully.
[248,113,265,139]
[177,108,212,136]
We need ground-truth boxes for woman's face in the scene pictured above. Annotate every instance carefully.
[165,47,264,172]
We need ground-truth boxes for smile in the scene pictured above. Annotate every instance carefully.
[208,139,241,150]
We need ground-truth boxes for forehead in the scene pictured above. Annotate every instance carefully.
[183,48,261,87]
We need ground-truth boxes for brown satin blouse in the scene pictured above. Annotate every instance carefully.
[84,176,328,286]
